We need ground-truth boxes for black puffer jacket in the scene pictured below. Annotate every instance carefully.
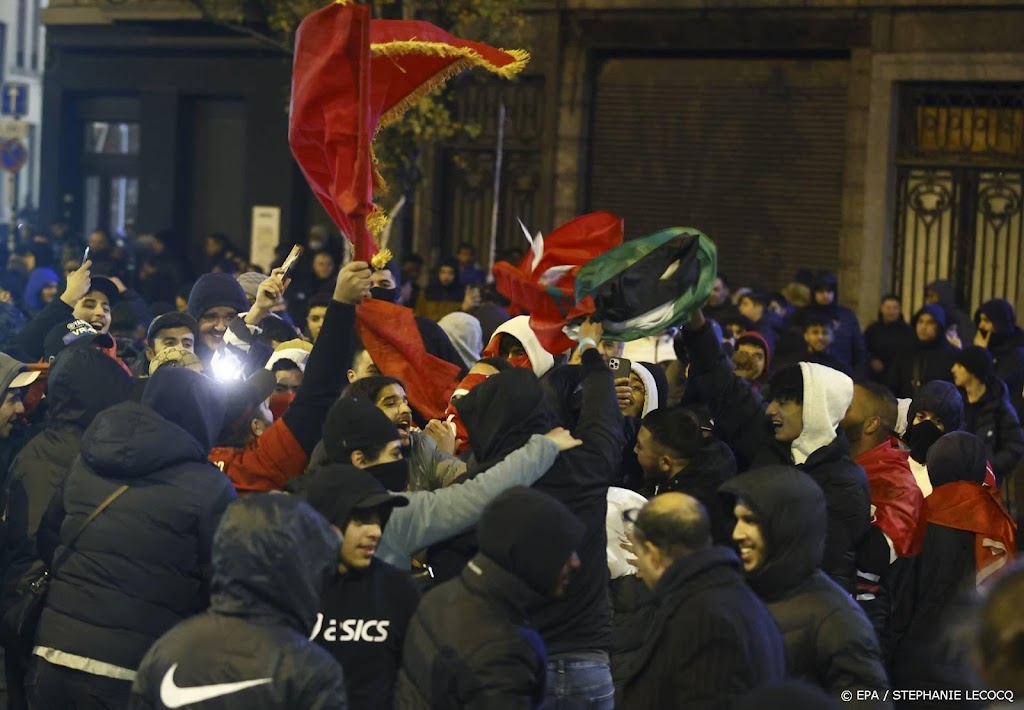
[3,347,134,589]
[682,322,870,592]
[34,368,236,673]
[963,378,1024,481]
[720,467,891,708]
[129,494,348,710]
[609,575,652,689]
[620,546,786,709]
[864,316,912,383]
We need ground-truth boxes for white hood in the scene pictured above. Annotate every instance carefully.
[606,487,649,579]
[629,362,660,418]
[791,362,853,465]
[488,316,554,378]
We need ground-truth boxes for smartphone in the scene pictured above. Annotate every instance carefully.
[607,356,632,376]
[281,245,304,276]
[82,246,90,263]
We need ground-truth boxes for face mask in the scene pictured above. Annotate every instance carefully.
[905,420,944,464]
[508,354,532,371]
[445,373,491,452]
[367,459,409,492]
[370,287,399,303]
[268,391,296,421]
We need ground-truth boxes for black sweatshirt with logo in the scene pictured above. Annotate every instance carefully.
[313,558,421,710]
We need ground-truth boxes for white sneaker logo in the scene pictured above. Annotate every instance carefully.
[159,663,272,708]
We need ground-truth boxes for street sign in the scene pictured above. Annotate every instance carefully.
[1,84,29,118]
[0,139,28,173]
[0,120,29,140]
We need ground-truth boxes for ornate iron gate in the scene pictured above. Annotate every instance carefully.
[893,83,1024,316]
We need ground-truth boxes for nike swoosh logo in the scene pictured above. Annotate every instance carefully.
[160,663,272,708]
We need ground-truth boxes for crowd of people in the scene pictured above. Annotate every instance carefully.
[0,222,1020,710]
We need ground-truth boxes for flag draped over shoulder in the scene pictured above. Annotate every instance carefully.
[356,299,462,422]
[575,227,718,342]
[492,212,624,355]
[289,0,529,262]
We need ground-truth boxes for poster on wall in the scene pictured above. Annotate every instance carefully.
[250,205,281,273]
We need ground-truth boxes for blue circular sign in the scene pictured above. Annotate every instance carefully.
[1,139,27,173]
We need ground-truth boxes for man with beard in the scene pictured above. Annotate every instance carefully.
[841,380,927,661]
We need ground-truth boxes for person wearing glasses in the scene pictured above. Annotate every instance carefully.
[619,492,785,708]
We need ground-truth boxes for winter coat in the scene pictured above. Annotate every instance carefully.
[887,306,959,399]
[683,322,870,592]
[641,435,737,544]
[606,488,652,689]
[620,546,786,710]
[407,429,466,492]
[395,555,549,710]
[34,370,236,675]
[986,326,1024,422]
[963,379,1024,482]
[129,494,348,710]
[22,268,59,314]
[313,559,420,710]
[2,347,134,592]
[864,317,913,383]
[720,467,891,707]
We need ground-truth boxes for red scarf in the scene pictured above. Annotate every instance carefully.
[926,481,1017,587]
[856,438,927,557]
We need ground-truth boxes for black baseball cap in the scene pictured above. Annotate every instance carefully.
[83,276,121,305]
[43,319,115,361]
[147,312,200,343]
[298,464,408,529]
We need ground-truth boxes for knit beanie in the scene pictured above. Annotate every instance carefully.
[323,397,401,463]
[187,273,249,320]
[477,487,585,598]
[236,272,267,303]
[955,346,994,382]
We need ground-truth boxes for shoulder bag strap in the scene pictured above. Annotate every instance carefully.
[50,484,129,572]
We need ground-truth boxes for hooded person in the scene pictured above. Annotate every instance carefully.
[890,432,1017,704]
[481,315,555,379]
[129,494,348,710]
[720,467,891,705]
[395,487,585,709]
[615,361,670,491]
[185,272,252,367]
[953,346,1024,482]
[679,308,871,593]
[973,298,1024,421]
[3,346,135,598]
[451,328,625,708]
[789,271,867,376]
[437,311,483,370]
[887,304,959,399]
[22,267,60,316]
[296,466,419,710]
[29,367,236,707]
[414,257,464,322]
[904,380,966,496]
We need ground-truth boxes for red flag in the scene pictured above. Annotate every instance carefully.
[856,438,927,558]
[356,300,461,421]
[926,480,1017,586]
[289,1,529,263]
[492,212,623,354]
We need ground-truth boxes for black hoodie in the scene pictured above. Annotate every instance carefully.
[129,494,348,710]
[720,467,890,705]
[34,368,237,673]
[3,347,134,588]
[975,298,1024,421]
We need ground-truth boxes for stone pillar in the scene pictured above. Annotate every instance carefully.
[552,41,589,227]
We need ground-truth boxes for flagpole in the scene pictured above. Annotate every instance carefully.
[487,102,506,280]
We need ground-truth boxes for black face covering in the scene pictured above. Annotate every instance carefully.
[366,458,409,492]
[904,420,944,464]
[370,287,399,304]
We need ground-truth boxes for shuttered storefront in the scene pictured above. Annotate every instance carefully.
[588,57,849,291]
